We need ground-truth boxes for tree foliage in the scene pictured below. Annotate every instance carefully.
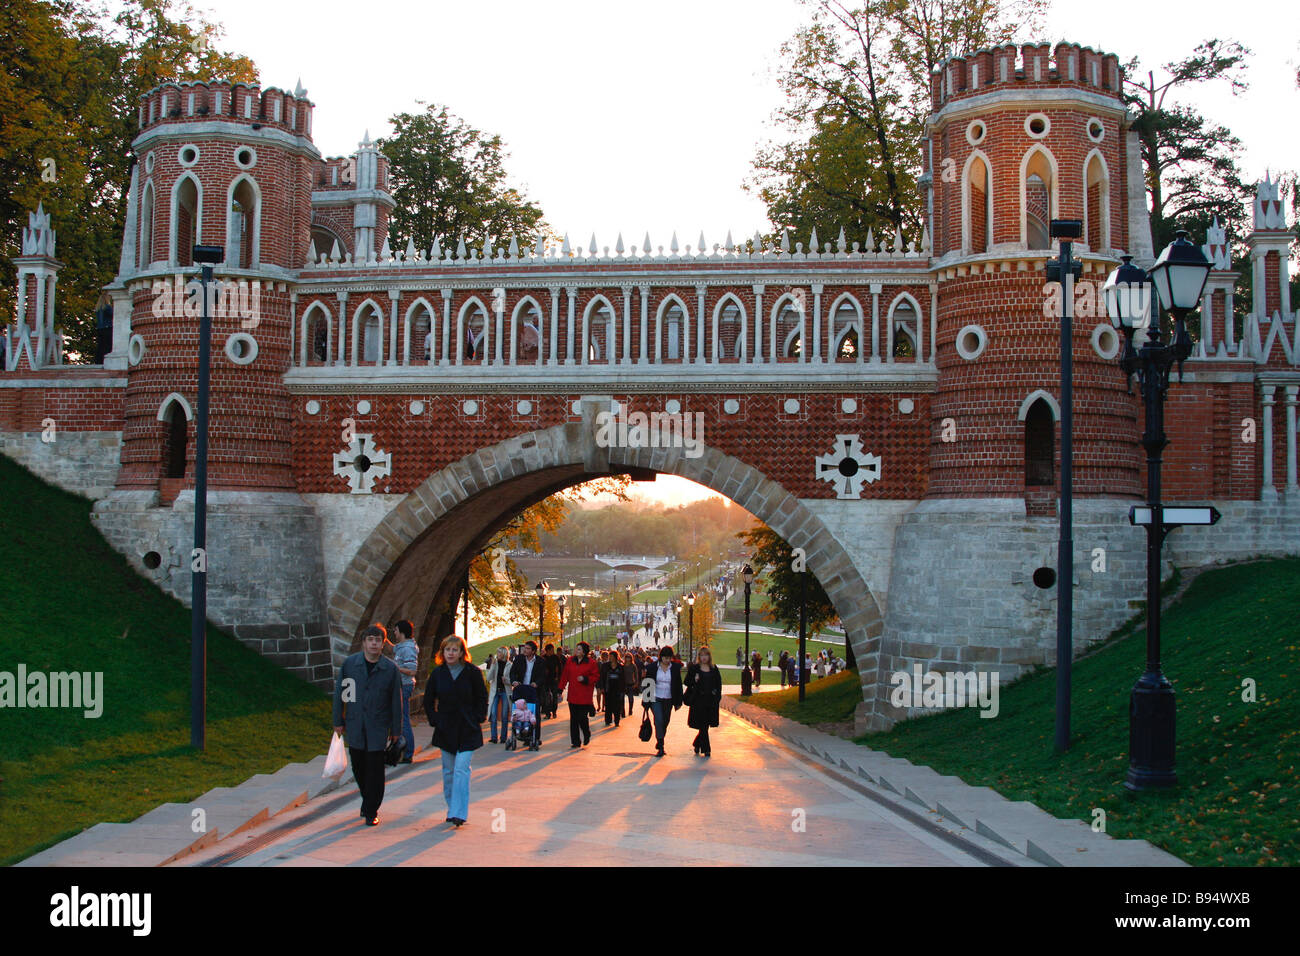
[378,104,549,256]
[736,523,837,635]
[0,0,256,359]
[1124,39,1255,256]
[748,0,1045,246]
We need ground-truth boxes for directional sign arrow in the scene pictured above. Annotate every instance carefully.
[1129,505,1222,527]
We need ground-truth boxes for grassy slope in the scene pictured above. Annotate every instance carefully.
[0,455,332,865]
[739,558,1300,866]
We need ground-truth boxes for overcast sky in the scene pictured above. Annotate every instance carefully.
[189,0,1297,247]
[181,0,1297,505]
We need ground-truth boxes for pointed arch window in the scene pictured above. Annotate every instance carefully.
[1023,148,1054,251]
[1085,153,1109,251]
[164,403,187,479]
[227,177,259,268]
[139,182,155,269]
[665,303,683,360]
[891,300,919,360]
[173,176,200,266]
[967,155,991,253]
[1025,398,1055,485]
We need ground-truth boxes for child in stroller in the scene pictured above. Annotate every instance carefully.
[505,696,539,751]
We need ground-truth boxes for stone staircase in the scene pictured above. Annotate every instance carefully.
[18,749,420,867]
[722,696,1187,867]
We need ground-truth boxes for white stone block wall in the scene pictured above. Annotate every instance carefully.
[0,430,123,500]
[801,498,916,617]
[301,492,404,601]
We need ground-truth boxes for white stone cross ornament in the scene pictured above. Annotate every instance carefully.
[815,434,881,499]
[333,433,392,494]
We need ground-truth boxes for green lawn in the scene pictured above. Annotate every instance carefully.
[0,454,334,865]
[736,668,862,723]
[743,558,1300,867]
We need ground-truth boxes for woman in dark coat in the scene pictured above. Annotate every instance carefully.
[559,641,600,747]
[601,648,626,728]
[684,646,723,756]
[423,635,487,827]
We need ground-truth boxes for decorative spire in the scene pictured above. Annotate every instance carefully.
[294,77,306,98]
[329,239,341,262]
[1204,216,1231,270]
[21,203,56,257]
[379,236,391,260]
[456,237,467,260]
[864,227,875,254]
[670,231,679,254]
[361,129,372,147]
[589,233,598,255]
[892,227,904,254]
[1254,174,1286,230]
[836,226,847,254]
[561,234,571,256]
[724,230,734,252]
[405,237,417,261]
[780,228,790,254]
[920,224,931,253]
[615,232,625,255]
[508,236,519,259]
[430,237,442,260]
[643,232,652,254]
[698,231,707,254]
[809,226,819,254]
[535,235,546,257]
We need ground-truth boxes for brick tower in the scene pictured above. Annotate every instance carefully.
[91,80,331,679]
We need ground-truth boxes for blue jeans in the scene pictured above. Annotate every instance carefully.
[399,682,415,759]
[651,698,673,748]
[489,692,509,740]
[441,749,473,820]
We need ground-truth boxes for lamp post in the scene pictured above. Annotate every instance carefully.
[534,579,550,641]
[1103,231,1210,791]
[1046,218,1084,753]
[190,243,224,751]
[798,565,807,702]
[580,599,586,645]
[557,594,566,645]
[625,584,632,644]
[742,564,754,662]
[686,592,695,662]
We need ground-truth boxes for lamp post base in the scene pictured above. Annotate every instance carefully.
[1125,670,1177,791]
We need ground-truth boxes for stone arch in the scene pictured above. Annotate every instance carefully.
[327,416,886,721]
[1017,388,1060,422]
[156,391,193,422]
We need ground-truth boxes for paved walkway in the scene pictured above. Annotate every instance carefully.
[175,703,1020,867]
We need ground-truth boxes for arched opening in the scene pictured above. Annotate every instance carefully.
[835,328,858,360]
[715,297,744,361]
[172,175,200,267]
[831,299,861,362]
[889,297,919,361]
[515,301,543,364]
[310,226,340,262]
[138,182,155,269]
[164,403,188,479]
[584,299,615,363]
[355,301,383,365]
[775,299,803,360]
[1085,152,1109,251]
[227,176,259,268]
[462,303,488,363]
[303,303,331,365]
[661,301,684,361]
[1024,398,1055,485]
[1022,148,1055,251]
[325,423,886,727]
[965,154,991,253]
[410,304,433,364]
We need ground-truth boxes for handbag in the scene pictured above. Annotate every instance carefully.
[638,713,653,742]
[384,737,405,766]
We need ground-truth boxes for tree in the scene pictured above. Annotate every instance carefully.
[748,0,1045,246]
[1124,39,1254,256]
[736,523,850,665]
[378,104,548,256]
[0,0,257,359]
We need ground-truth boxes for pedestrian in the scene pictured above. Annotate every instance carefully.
[685,646,723,757]
[543,643,562,719]
[510,640,546,746]
[778,650,789,688]
[751,651,762,688]
[423,634,486,828]
[595,649,609,712]
[559,641,600,747]
[601,647,625,728]
[391,619,419,763]
[647,645,683,757]
[735,646,743,667]
[486,646,511,744]
[623,649,640,717]
[767,649,773,668]
[332,623,403,827]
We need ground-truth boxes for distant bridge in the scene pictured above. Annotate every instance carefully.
[592,554,675,571]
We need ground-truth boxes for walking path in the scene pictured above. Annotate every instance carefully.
[21,694,1185,868]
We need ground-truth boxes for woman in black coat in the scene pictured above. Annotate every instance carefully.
[423,635,487,827]
[684,646,723,757]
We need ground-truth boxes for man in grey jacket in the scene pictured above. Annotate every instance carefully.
[332,624,403,826]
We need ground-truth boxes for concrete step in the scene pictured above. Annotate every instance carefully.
[18,821,218,867]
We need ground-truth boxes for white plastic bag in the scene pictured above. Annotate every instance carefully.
[324,731,348,777]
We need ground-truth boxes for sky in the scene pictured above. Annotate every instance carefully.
[174,0,1298,507]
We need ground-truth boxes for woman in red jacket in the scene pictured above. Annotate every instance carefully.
[559,641,601,748]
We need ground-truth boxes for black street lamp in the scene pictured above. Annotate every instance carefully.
[1104,230,1211,791]
[580,599,586,645]
[686,592,696,662]
[190,242,223,751]
[1046,218,1083,754]
[557,594,566,645]
[625,584,633,643]
[742,564,754,662]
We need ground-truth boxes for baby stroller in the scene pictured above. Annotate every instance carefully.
[504,695,540,751]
